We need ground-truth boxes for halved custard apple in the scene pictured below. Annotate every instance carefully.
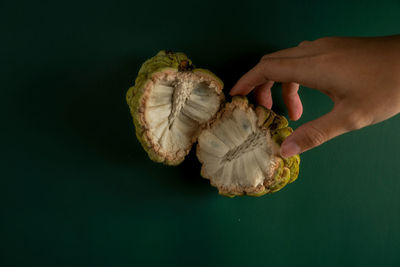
[126,51,224,165]
[196,96,300,197]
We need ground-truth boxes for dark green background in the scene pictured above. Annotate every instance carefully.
[2,0,400,266]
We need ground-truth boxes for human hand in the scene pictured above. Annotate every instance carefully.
[230,35,400,157]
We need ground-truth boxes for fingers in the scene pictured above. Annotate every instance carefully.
[229,63,270,96]
[282,82,302,121]
[230,57,313,96]
[229,45,306,96]
[254,81,274,109]
[261,45,309,58]
[255,81,303,119]
[280,107,348,157]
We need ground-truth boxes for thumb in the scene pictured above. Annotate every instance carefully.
[280,108,349,157]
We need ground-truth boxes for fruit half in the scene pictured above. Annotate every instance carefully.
[196,96,300,197]
[126,51,224,165]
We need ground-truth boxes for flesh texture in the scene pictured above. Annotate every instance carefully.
[197,106,277,192]
[144,70,221,158]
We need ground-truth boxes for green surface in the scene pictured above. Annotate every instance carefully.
[2,1,400,266]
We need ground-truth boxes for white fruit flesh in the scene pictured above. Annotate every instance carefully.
[143,69,221,159]
[197,105,278,193]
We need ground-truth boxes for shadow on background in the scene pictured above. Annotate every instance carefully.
[13,56,146,165]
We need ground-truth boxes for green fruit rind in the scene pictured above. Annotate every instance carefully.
[271,127,293,145]
[288,155,300,183]
[257,106,290,131]
[270,167,291,193]
[255,106,272,127]
[270,126,300,186]
[270,114,289,131]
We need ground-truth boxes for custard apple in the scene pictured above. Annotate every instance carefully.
[126,51,224,165]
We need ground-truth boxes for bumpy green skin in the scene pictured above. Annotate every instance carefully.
[126,51,224,165]
[255,103,300,194]
[218,97,300,197]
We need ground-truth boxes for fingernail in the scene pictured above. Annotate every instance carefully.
[229,89,237,96]
[280,141,300,158]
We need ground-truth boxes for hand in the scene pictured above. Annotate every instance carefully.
[230,35,400,157]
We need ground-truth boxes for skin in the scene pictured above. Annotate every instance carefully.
[230,35,400,157]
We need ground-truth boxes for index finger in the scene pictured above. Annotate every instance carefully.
[229,56,313,96]
[229,63,270,96]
